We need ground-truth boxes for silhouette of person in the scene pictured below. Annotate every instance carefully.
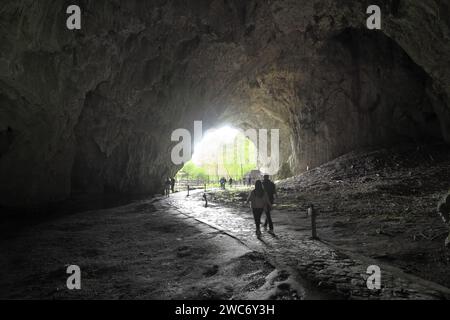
[164,178,171,197]
[246,180,272,238]
[229,178,233,187]
[170,177,176,193]
[220,177,226,189]
[262,175,276,233]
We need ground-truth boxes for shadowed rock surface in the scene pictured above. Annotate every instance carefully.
[1,0,449,207]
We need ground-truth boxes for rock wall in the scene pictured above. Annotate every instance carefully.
[0,0,449,207]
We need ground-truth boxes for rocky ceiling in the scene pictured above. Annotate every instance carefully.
[0,0,449,207]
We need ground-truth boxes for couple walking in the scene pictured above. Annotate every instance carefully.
[246,175,277,238]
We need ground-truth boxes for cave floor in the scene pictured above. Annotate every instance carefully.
[207,143,450,294]
[167,188,450,300]
[1,144,449,300]
[0,193,334,300]
[1,188,448,301]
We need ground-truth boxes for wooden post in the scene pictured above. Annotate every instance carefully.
[308,204,318,240]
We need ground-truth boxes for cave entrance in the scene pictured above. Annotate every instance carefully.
[175,126,258,189]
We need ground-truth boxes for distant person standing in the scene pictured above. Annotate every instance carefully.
[220,177,226,189]
[164,178,171,198]
[247,176,252,186]
[170,177,176,193]
[229,178,233,187]
[246,180,272,238]
[262,175,276,233]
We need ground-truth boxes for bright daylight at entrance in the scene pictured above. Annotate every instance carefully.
[176,126,258,189]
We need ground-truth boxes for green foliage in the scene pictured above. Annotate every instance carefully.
[177,161,208,180]
[177,133,257,181]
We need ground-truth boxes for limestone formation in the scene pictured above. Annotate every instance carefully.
[0,0,449,207]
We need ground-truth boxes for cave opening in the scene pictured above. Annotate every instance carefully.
[175,125,258,189]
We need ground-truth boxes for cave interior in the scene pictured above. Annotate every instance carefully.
[0,0,450,300]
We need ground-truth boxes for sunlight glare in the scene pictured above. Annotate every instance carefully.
[192,126,239,165]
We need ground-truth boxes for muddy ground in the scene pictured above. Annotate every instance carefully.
[209,143,450,288]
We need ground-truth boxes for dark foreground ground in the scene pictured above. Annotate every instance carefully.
[0,194,332,300]
[0,199,294,299]
[0,143,449,300]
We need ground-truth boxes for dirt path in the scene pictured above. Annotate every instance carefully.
[0,195,327,300]
[172,189,450,300]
